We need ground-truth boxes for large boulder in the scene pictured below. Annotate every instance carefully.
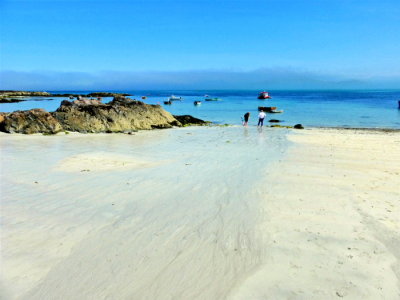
[53,96,181,133]
[2,109,63,134]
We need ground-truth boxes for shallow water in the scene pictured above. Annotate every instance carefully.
[1,126,290,299]
[1,90,399,128]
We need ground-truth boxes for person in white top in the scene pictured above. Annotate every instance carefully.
[258,110,266,127]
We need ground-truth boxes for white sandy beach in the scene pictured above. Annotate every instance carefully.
[1,127,399,299]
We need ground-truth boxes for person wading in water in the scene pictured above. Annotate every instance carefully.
[243,112,250,126]
[258,110,266,127]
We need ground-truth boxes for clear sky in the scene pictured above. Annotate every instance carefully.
[1,0,400,90]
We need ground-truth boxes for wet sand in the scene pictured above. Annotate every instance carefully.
[1,127,399,299]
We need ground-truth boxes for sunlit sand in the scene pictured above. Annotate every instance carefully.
[1,127,399,299]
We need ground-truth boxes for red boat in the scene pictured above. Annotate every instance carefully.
[258,91,271,99]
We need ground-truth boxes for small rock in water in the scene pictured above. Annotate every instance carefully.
[268,119,281,123]
[294,124,304,129]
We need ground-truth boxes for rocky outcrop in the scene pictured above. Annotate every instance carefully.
[0,96,209,134]
[52,96,181,133]
[173,115,209,126]
[0,90,131,99]
[0,91,51,97]
[0,91,51,103]
[2,109,63,134]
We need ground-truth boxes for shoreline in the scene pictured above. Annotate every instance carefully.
[1,126,399,299]
[314,126,400,132]
[0,124,400,137]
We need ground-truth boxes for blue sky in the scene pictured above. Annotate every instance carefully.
[1,0,400,90]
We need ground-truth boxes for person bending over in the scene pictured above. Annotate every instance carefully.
[243,112,250,126]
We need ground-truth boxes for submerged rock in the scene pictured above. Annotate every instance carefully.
[2,109,63,134]
[0,98,26,103]
[270,124,293,128]
[268,119,281,123]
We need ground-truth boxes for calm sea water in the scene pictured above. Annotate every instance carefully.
[1,90,400,129]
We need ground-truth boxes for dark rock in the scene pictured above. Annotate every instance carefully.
[0,98,25,103]
[268,119,281,123]
[294,124,304,129]
[60,100,73,107]
[173,115,209,126]
[2,109,63,134]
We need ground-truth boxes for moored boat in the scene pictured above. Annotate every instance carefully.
[168,95,183,101]
[258,91,271,99]
[258,106,283,113]
[205,97,221,101]
[194,101,202,105]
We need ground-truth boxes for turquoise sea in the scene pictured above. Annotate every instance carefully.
[1,90,400,129]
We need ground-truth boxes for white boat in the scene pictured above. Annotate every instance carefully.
[168,95,183,101]
[205,97,221,101]
[194,101,202,105]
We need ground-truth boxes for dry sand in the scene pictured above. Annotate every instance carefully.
[232,128,400,299]
[1,127,399,299]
